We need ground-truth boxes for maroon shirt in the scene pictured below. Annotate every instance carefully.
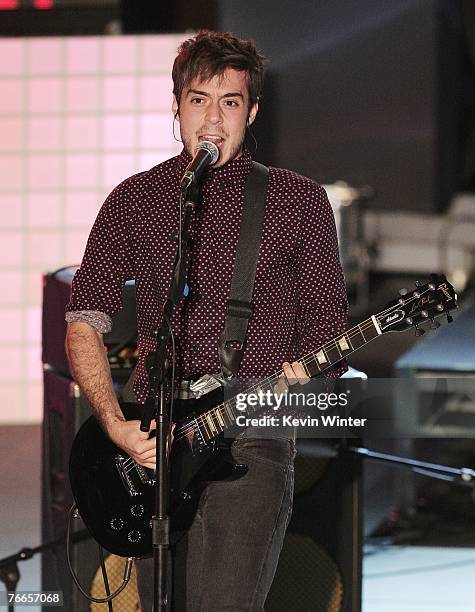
[66,149,348,402]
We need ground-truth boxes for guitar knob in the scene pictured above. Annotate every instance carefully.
[405,317,413,325]
[110,517,124,531]
[127,530,142,543]
[131,504,144,517]
[421,310,429,318]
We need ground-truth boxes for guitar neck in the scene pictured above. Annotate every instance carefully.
[193,316,382,444]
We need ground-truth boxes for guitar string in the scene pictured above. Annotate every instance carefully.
[172,321,383,443]
[123,457,154,476]
[122,296,437,475]
[120,291,449,493]
[119,288,438,474]
[172,287,445,443]
[123,287,446,468]
[125,286,448,472]
[173,310,396,441]
[174,315,415,441]
[124,311,397,462]
[172,319,377,443]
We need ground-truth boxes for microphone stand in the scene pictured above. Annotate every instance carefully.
[297,440,475,488]
[0,529,91,612]
[347,445,475,488]
[139,179,202,612]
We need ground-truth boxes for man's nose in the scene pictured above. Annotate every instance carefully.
[205,100,223,124]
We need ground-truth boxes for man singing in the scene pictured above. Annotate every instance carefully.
[65,30,347,611]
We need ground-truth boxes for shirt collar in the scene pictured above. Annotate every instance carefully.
[176,147,253,188]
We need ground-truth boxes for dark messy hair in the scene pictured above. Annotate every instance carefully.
[172,30,267,110]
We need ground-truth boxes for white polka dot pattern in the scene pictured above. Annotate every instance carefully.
[67,149,348,402]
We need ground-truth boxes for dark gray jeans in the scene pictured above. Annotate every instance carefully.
[135,436,296,611]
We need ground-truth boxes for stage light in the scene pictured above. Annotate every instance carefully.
[0,0,55,8]
[0,0,19,10]
[33,0,54,8]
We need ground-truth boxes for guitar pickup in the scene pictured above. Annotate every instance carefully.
[115,454,142,497]
[136,464,156,486]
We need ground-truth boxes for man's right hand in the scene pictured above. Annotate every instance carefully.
[65,321,159,470]
[107,420,157,469]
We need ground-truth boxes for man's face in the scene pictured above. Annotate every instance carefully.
[173,68,258,168]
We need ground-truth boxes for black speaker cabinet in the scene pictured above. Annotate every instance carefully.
[42,265,138,609]
[42,368,99,610]
[41,369,140,610]
[266,443,362,612]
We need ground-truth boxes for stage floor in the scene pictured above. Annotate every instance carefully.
[363,545,475,612]
[1,425,474,611]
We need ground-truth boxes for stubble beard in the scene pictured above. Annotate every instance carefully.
[181,125,247,168]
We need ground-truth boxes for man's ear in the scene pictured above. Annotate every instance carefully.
[247,101,259,126]
[172,95,179,120]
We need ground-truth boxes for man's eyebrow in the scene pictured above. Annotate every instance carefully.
[186,89,209,97]
[222,92,244,99]
[186,89,244,100]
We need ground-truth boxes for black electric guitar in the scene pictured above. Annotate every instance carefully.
[69,275,457,558]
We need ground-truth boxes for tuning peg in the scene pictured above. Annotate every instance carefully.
[430,318,440,330]
[414,324,425,337]
[446,312,453,324]
[428,274,438,290]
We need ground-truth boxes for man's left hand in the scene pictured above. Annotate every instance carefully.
[275,361,310,395]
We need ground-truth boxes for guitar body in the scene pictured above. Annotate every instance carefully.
[69,397,247,558]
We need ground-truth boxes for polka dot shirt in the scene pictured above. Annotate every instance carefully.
[66,148,348,402]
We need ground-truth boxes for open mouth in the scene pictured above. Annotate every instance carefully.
[198,134,225,148]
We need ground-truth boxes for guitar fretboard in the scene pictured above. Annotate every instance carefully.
[178,317,381,444]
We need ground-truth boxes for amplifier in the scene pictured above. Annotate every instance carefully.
[42,266,137,376]
[41,369,139,611]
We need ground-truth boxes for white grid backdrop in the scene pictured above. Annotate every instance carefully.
[0,34,186,423]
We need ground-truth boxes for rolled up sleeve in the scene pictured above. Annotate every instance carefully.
[66,180,135,322]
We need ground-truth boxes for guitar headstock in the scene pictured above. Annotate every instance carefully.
[376,274,457,336]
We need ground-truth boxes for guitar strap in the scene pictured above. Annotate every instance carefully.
[121,160,269,403]
[218,160,269,379]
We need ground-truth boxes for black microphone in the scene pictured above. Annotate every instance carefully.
[181,141,219,191]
